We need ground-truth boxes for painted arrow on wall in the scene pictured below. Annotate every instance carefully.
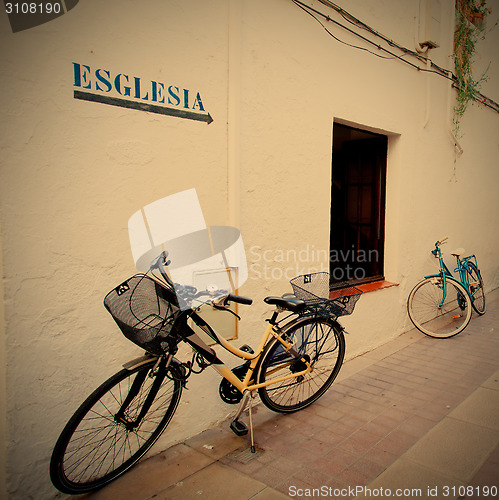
[74,90,214,124]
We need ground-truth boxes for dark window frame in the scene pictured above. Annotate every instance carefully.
[330,123,387,289]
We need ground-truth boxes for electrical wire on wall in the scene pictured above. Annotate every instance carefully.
[291,0,499,114]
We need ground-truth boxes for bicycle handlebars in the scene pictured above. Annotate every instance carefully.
[150,250,253,307]
[432,237,448,256]
[225,294,253,306]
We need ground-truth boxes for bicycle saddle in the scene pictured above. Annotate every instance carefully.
[264,296,306,312]
[451,248,465,257]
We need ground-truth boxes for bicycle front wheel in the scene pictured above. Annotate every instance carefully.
[407,277,472,338]
[465,262,486,315]
[50,358,183,494]
[257,317,345,413]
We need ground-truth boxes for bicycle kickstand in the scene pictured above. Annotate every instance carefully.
[229,391,256,453]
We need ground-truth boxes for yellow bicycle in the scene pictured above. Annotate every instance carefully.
[50,253,362,494]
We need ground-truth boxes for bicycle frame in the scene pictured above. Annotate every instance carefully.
[118,305,330,432]
[184,309,313,394]
[424,242,475,307]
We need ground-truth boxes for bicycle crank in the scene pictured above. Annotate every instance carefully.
[219,364,249,404]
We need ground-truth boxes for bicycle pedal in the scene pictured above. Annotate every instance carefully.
[230,419,248,436]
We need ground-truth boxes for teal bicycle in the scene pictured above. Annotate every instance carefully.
[407,237,485,338]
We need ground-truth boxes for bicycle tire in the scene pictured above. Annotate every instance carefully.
[407,277,472,338]
[50,358,183,494]
[465,262,486,315]
[257,317,345,413]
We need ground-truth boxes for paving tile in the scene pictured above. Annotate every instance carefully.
[184,424,246,460]
[276,445,320,466]
[311,457,347,477]
[395,414,436,438]
[273,475,326,498]
[354,458,466,500]
[322,447,359,467]
[378,407,411,424]
[347,406,380,423]
[300,437,335,456]
[262,454,304,476]
[330,413,372,431]
[291,421,326,439]
[357,400,389,415]
[255,447,287,466]
[298,413,336,428]
[447,387,499,431]
[403,418,499,482]
[468,460,499,488]
[251,464,293,490]
[264,436,317,462]
[388,397,425,413]
[348,457,388,480]
[86,444,215,500]
[336,429,380,455]
[327,419,359,439]
[330,384,354,396]
[156,462,266,499]
[369,414,406,431]
[335,466,371,488]
[224,456,266,476]
[361,447,398,468]
[348,389,385,404]
[250,487,290,499]
[480,371,499,391]
[363,332,420,361]
[316,429,349,446]
[354,375,393,391]
[359,420,393,438]
[311,405,348,422]
[373,433,416,456]
[292,465,338,488]
[484,442,499,464]
[336,356,377,382]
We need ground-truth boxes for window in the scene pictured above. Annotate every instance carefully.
[330,123,387,287]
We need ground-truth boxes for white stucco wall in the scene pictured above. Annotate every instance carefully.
[0,0,498,498]
[0,222,7,500]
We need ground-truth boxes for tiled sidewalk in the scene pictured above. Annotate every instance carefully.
[84,290,499,500]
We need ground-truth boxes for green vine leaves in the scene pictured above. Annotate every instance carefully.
[453,0,491,144]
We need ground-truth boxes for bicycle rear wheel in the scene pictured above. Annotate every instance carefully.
[465,262,486,315]
[407,277,472,338]
[257,317,345,413]
[50,358,182,494]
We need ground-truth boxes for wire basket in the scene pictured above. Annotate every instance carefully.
[104,274,181,355]
[290,272,362,317]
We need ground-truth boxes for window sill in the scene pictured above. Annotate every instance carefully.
[328,280,398,299]
[355,280,398,293]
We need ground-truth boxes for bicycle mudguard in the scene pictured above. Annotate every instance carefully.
[423,273,442,280]
[277,314,343,334]
[122,354,160,370]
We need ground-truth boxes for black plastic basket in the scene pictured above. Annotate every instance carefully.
[290,272,362,317]
[104,274,181,355]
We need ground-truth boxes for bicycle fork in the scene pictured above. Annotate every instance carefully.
[114,356,168,431]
